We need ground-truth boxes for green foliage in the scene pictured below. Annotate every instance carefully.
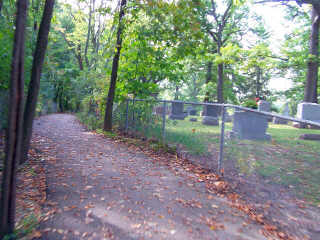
[2,214,38,240]
[242,99,258,109]
[271,104,279,113]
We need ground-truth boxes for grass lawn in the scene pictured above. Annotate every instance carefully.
[135,115,320,204]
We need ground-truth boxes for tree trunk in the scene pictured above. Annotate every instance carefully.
[204,61,212,102]
[0,0,3,15]
[103,0,127,131]
[84,0,93,68]
[21,0,55,164]
[0,0,28,237]
[304,5,320,103]
[256,66,262,98]
[217,63,224,103]
[174,85,179,100]
[77,45,84,71]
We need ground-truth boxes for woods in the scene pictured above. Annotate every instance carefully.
[0,0,28,236]
[1,0,320,237]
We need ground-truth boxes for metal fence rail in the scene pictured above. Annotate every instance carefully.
[113,98,320,176]
[111,98,320,207]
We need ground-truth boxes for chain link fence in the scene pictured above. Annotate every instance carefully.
[112,98,320,205]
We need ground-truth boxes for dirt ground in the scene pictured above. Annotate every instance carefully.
[179,147,320,240]
[25,114,320,239]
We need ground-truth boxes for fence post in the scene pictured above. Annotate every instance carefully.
[125,99,129,133]
[132,99,135,131]
[162,101,167,144]
[218,104,226,176]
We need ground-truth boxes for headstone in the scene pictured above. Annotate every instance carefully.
[154,105,165,115]
[185,106,197,116]
[297,102,320,123]
[189,109,197,116]
[229,110,271,141]
[258,100,271,112]
[169,102,186,120]
[273,103,290,124]
[283,103,290,116]
[202,105,220,126]
[299,134,320,141]
[295,102,320,129]
[225,112,232,123]
[189,118,197,122]
[258,100,272,121]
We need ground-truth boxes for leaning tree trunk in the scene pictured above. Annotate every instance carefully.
[204,61,212,102]
[217,63,224,103]
[21,0,55,164]
[304,4,320,103]
[0,0,28,237]
[103,0,127,131]
[0,0,3,15]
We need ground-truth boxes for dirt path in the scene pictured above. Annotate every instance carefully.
[32,114,315,240]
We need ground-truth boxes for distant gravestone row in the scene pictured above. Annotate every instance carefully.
[154,100,320,141]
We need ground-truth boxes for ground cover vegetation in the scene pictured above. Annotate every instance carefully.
[1,0,320,238]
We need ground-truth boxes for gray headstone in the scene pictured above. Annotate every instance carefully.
[273,102,290,125]
[297,102,320,123]
[185,106,197,116]
[169,102,186,120]
[258,100,271,112]
[273,117,288,125]
[299,134,320,141]
[154,105,166,115]
[258,100,272,122]
[189,109,197,116]
[282,103,290,116]
[202,105,220,126]
[230,111,271,141]
[225,112,232,123]
[189,118,198,122]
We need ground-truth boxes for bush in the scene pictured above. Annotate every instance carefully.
[242,99,258,109]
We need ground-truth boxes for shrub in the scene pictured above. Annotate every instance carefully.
[242,99,258,109]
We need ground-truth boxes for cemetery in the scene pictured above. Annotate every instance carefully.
[123,99,320,205]
[2,0,320,239]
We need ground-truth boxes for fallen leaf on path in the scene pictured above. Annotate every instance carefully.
[32,231,42,238]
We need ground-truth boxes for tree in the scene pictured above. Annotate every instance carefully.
[304,4,319,102]
[256,0,320,103]
[0,0,28,237]
[198,0,248,103]
[21,0,55,164]
[103,0,127,131]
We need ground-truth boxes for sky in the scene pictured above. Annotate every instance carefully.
[250,2,297,92]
